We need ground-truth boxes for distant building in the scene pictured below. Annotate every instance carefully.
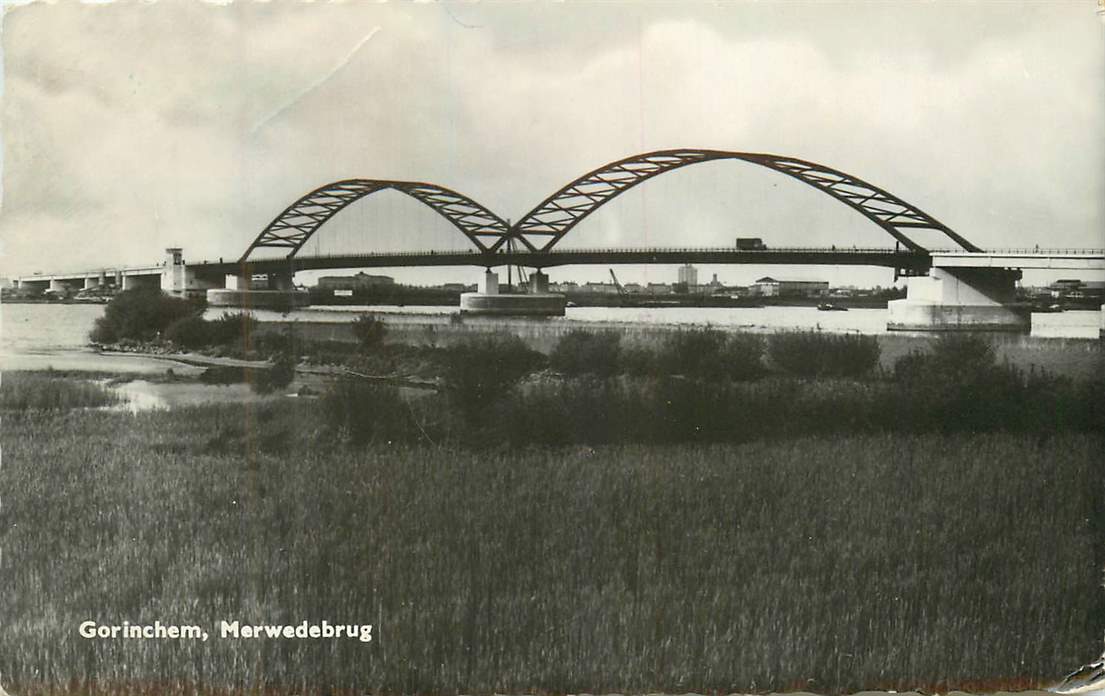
[317,273,395,291]
[440,283,469,293]
[751,276,830,298]
[677,264,698,287]
[549,281,579,293]
[1049,279,1105,300]
[645,282,673,295]
[581,282,619,294]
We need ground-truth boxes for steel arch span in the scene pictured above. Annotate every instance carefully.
[240,179,510,263]
[507,149,980,253]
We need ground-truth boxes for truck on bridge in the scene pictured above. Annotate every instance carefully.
[736,237,768,251]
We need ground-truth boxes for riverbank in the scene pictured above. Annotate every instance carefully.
[8,314,1098,383]
[239,314,1103,380]
[5,304,1103,693]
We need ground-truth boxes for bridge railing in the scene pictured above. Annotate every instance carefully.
[932,248,1105,256]
[283,246,917,260]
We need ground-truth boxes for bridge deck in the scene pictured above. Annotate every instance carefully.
[225,247,930,274]
[931,249,1105,271]
[15,247,1104,283]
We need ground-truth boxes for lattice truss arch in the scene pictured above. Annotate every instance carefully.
[240,179,510,262]
[509,149,981,253]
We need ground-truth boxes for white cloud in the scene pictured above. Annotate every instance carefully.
[1,1,1101,288]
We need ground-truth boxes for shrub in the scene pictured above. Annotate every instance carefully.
[550,330,621,376]
[89,289,198,343]
[768,331,880,378]
[442,333,545,422]
[894,334,1000,389]
[654,327,764,380]
[163,315,212,350]
[252,353,297,395]
[719,333,767,381]
[254,323,302,360]
[352,315,387,351]
[656,327,728,378]
[889,334,1100,433]
[207,312,258,347]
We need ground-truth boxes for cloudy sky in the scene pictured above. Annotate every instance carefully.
[1,0,1102,287]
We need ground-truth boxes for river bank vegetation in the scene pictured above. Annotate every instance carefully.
[0,371,121,411]
[1,289,1101,694]
[2,404,1102,694]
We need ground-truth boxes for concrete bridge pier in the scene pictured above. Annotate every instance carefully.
[528,270,550,294]
[266,271,296,291]
[460,268,566,316]
[207,268,308,309]
[480,269,500,295]
[887,267,1030,332]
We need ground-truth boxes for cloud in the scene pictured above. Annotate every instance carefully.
[1,1,1101,287]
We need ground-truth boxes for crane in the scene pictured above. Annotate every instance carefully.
[609,268,627,296]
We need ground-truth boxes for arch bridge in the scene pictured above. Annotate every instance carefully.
[240,148,981,266]
[16,150,1103,332]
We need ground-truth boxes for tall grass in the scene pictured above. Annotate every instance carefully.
[0,372,121,411]
[550,329,622,377]
[2,404,1102,694]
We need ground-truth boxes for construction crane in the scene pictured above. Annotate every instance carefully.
[609,268,627,296]
[506,235,528,290]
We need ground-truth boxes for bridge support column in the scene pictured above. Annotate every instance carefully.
[479,270,499,295]
[528,270,549,294]
[460,268,566,316]
[84,276,99,290]
[267,271,295,291]
[208,269,308,309]
[887,267,1030,332]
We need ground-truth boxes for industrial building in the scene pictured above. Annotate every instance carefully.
[1049,279,1105,300]
[317,273,395,291]
[751,276,830,298]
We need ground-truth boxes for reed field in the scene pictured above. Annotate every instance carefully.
[2,398,1103,695]
[0,372,121,411]
[3,315,1103,694]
